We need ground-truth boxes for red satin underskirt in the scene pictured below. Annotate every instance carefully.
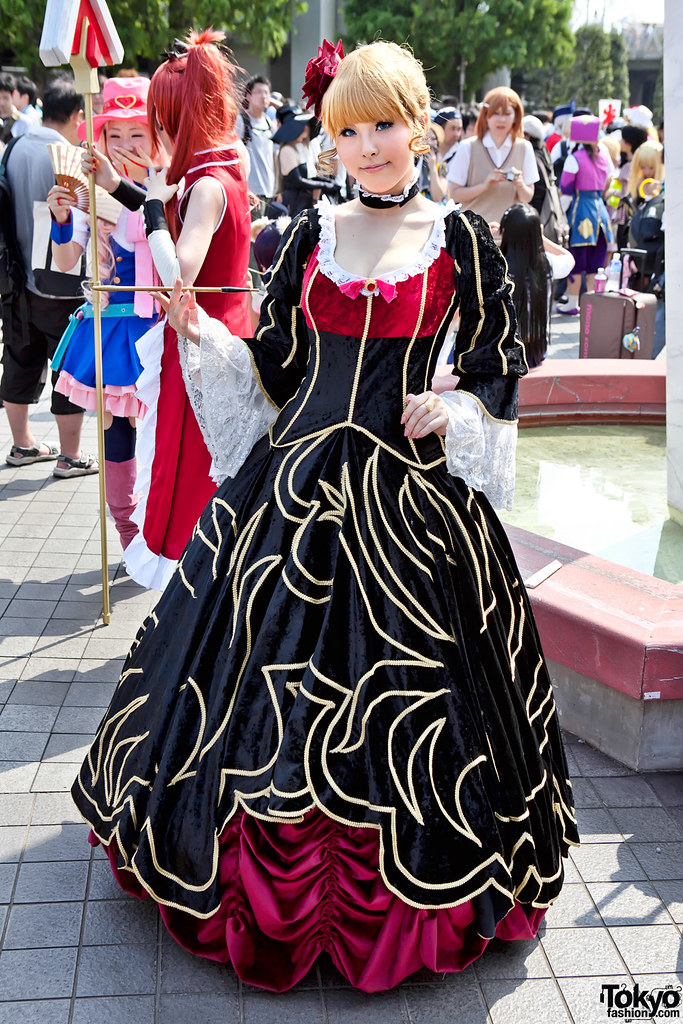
[93,810,546,992]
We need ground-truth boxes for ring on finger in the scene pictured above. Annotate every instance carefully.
[425,400,435,413]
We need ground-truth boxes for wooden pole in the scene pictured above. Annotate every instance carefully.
[71,21,110,624]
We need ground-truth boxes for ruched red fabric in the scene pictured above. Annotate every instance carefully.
[94,809,546,992]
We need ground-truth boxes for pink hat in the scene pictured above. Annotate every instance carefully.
[78,77,150,142]
[569,114,600,144]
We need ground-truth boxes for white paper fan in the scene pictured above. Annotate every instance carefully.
[48,143,89,206]
[48,144,123,224]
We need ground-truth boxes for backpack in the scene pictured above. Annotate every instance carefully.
[31,198,88,297]
[552,139,569,184]
[0,136,27,297]
[537,154,569,248]
[628,189,664,280]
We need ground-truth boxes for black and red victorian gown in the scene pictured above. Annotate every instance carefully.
[73,199,579,991]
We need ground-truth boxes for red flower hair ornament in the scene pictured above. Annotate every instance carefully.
[302,39,345,119]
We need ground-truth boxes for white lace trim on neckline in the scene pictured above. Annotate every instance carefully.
[315,197,456,289]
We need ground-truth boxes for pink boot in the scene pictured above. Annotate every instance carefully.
[105,459,139,550]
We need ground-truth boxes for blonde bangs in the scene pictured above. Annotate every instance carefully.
[321,42,429,142]
[322,70,407,140]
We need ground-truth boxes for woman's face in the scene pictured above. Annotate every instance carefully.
[104,119,153,162]
[487,105,515,136]
[335,116,416,194]
[639,163,656,180]
[103,120,155,183]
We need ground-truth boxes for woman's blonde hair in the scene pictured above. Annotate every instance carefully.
[627,140,664,200]
[318,42,430,171]
[601,133,620,166]
[476,86,524,142]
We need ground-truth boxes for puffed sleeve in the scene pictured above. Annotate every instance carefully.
[244,209,316,409]
[440,209,527,509]
[559,154,579,196]
[176,210,317,484]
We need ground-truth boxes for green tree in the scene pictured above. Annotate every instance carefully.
[0,0,303,81]
[609,29,629,108]
[536,25,614,112]
[652,62,663,125]
[342,0,575,100]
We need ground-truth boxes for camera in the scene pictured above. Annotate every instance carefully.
[505,167,519,182]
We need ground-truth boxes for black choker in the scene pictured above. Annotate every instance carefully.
[356,178,420,209]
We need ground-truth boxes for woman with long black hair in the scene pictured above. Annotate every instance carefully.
[496,203,574,367]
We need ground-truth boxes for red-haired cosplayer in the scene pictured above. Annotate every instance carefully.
[74,41,579,991]
[90,30,252,588]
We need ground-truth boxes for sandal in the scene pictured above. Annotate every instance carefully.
[6,443,59,466]
[52,452,99,478]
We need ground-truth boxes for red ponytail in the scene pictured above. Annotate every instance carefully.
[148,28,240,186]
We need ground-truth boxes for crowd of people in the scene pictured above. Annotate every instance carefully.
[0,31,666,992]
[234,76,664,368]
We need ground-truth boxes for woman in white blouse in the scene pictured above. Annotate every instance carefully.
[448,87,538,224]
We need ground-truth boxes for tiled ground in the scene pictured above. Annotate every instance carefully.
[1,379,681,1024]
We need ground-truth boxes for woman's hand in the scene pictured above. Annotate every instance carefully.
[82,144,120,193]
[46,185,77,224]
[401,391,449,439]
[485,169,506,190]
[155,278,200,346]
[144,166,179,205]
[641,178,662,199]
[110,144,156,185]
[510,167,525,190]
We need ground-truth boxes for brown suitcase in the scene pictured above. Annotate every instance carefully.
[578,290,657,360]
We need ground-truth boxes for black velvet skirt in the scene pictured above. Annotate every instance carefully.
[73,426,579,988]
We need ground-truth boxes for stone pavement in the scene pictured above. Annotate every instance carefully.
[549,307,580,359]
[1,383,682,1024]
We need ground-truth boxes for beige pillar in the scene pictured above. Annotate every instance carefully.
[290,0,339,103]
[665,0,683,522]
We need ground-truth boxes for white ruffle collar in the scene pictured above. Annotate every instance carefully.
[315,197,456,291]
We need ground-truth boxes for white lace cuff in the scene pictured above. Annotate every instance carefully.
[177,309,277,484]
[440,390,517,510]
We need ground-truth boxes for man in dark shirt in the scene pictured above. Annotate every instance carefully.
[0,80,97,477]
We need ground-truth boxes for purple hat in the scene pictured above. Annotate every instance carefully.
[569,114,600,144]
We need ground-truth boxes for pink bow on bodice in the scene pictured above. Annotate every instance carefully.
[126,211,158,319]
[338,277,397,303]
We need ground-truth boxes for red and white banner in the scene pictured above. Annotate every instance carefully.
[599,99,622,128]
[40,0,123,68]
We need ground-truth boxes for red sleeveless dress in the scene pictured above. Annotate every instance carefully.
[125,147,252,590]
